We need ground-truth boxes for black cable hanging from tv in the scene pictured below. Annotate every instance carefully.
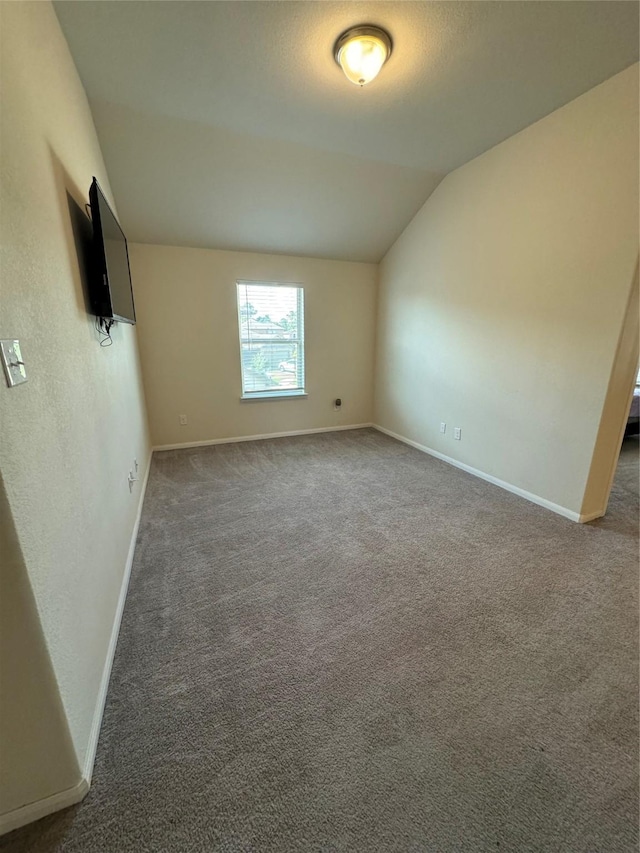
[95,316,114,347]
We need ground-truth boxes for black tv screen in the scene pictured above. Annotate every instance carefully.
[88,177,136,324]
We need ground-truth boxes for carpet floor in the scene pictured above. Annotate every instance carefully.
[3,429,638,852]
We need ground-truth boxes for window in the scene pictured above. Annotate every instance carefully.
[237,281,305,399]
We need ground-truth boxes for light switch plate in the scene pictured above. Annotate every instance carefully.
[1,340,27,387]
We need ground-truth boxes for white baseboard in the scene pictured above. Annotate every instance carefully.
[153,423,373,452]
[82,449,153,783]
[0,450,153,838]
[0,779,89,837]
[373,424,583,523]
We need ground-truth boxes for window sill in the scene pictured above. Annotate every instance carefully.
[240,391,307,402]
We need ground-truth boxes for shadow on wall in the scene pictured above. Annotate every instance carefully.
[48,144,94,323]
[66,191,93,314]
[0,472,80,821]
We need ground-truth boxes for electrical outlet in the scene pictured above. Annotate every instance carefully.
[128,470,139,493]
[440,422,446,434]
[454,427,461,440]
[179,414,188,425]
[134,458,139,472]
[334,398,342,410]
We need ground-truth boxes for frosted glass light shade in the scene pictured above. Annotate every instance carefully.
[334,26,392,87]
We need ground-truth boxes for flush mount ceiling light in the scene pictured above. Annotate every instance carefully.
[333,25,392,87]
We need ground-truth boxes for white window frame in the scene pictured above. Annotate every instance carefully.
[236,281,306,401]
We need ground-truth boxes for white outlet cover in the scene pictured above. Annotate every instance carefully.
[1,340,27,387]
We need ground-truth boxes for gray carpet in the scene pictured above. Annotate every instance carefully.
[3,429,638,852]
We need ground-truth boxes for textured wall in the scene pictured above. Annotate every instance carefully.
[129,243,377,446]
[0,0,150,802]
[0,476,80,815]
[581,266,639,517]
[374,65,639,516]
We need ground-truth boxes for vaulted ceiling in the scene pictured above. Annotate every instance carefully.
[54,1,639,262]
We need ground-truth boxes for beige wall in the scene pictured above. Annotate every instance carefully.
[0,476,80,815]
[0,0,150,816]
[374,65,639,517]
[581,266,639,517]
[129,244,377,447]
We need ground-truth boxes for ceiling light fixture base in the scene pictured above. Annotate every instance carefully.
[333,25,393,87]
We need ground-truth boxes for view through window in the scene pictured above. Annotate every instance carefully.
[237,282,305,397]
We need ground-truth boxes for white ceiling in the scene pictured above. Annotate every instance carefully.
[54,1,639,263]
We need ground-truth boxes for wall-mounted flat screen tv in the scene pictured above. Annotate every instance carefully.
[88,177,136,324]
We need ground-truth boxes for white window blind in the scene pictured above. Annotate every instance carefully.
[237,281,305,398]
